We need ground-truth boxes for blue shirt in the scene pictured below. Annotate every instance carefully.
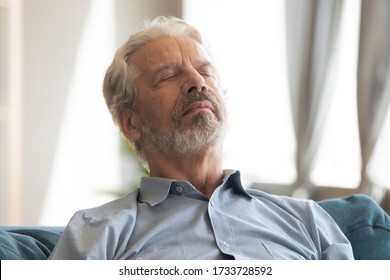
[49,170,354,260]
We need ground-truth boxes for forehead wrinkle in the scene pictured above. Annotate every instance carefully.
[143,38,180,66]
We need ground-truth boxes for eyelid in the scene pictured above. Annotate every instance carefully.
[200,71,213,77]
[156,68,177,83]
[198,67,214,77]
[197,63,215,76]
[161,73,177,81]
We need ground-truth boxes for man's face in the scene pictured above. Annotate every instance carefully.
[128,35,228,156]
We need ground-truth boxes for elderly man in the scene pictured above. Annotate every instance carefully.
[50,16,354,260]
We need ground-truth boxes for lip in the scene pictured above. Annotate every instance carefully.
[182,100,214,116]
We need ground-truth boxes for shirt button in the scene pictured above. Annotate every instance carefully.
[222,241,230,248]
[210,200,215,207]
[176,185,184,193]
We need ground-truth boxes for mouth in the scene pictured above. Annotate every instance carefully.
[181,100,215,116]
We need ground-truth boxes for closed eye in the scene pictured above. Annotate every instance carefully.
[159,74,177,83]
[199,72,213,78]
[153,63,177,85]
[197,64,215,78]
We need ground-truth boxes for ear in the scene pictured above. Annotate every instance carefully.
[118,110,141,142]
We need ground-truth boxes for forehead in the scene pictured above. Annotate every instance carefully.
[129,35,212,71]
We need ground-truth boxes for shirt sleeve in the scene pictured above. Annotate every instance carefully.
[49,191,139,260]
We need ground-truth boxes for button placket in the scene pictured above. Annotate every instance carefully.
[208,196,236,257]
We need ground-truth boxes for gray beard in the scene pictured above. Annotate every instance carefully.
[139,91,228,157]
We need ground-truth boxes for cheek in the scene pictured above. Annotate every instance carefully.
[138,96,177,127]
[207,78,225,99]
[209,84,227,110]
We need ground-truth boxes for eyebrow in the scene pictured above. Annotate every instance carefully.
[149,63,176,86]
[153,63,177,75]
[155,59,212,72]
[193,60,213,69]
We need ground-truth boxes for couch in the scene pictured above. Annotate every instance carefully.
[1,194,389,260]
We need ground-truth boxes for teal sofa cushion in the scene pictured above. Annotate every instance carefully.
[0,226,63,260]
[318,194,390,260]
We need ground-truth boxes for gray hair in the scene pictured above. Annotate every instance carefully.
[102,16,203,129]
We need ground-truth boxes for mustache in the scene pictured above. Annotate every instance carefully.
[172,91,222,121]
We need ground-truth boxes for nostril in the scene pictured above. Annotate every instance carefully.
[187,85,208,95]
[187,87,197,94]
[200,84,208,92]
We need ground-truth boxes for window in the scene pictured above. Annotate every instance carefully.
[184,0,296,187]
[369,107,390,187]
[311,0,361,188]
[184,0,390,190]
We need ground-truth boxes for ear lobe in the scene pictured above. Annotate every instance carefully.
[118,111,141,141]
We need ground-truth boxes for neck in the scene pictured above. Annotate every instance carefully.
[146,146,224,198]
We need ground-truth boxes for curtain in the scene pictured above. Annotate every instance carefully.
[285,0,343,194]
[357,0,390,193]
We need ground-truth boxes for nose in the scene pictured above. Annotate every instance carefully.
[183,69,208,94]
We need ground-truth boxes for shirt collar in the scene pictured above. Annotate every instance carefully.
[223,169,253,198]
[138,169,251,206]
[138,177,174,206]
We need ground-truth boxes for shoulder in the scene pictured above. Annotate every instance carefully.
[246,188,328,224]
[247,188,317,212]
[73,188,140,223]
[50,189,140,259]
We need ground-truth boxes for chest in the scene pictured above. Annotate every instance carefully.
[119,195,318,260]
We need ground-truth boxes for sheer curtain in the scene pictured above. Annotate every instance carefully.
[357,0,390,195]
[285,0,343,195]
